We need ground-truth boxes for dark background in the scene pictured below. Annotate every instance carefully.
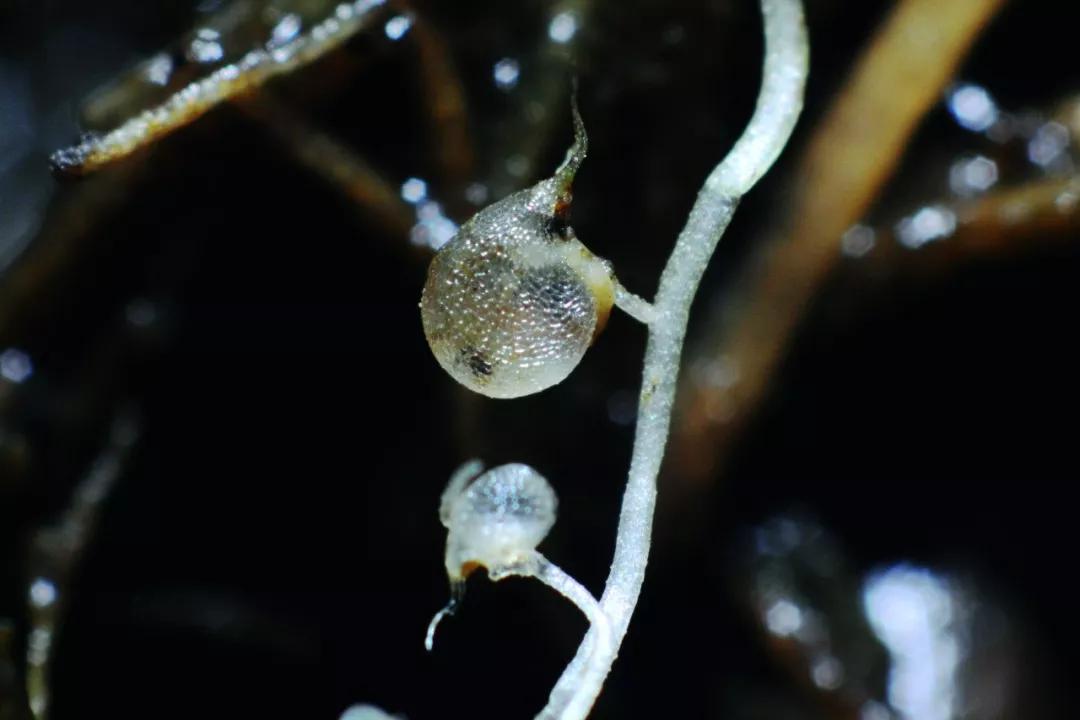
[1,0,1078,718]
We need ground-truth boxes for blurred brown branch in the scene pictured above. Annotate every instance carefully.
[237,94,417,240]
[50,0,391,177]
[868,174,1080,274]
[673,0,1008,486]
[400,1,474,204]
[0,165,145,345]
[25,411,141,720]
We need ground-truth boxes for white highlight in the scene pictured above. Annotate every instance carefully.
[0,347,33,383]
[400,177,428,204]
[493,58,521,91]
[271,14,303,47]
[765,598,803,636]
[864,566,959,720]
[409,201,458,250]
[189,28,224,64]
[1028,122,1070,168]
[811,655,844,690]
[340,704,397,720]
[144,54,173,85]
[384,14,412,41]
[29,578,57,608]
[896,206,956,249]
[948,84,998,132]
[548,12,579,44]
[949,155,998,197]
[841,224,876,257]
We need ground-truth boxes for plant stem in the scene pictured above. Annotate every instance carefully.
[493,553,614,675]
[537,0,809,717]
[613,282,656,324]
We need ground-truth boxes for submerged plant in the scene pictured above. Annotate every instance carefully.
[425,461,612,668]
[420,96,651,398]
[421,0,810,717]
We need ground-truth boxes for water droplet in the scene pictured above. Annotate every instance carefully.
[548,11,578,44]
[340,705,396,720]
[144,53,173,86]
[465,182,489,206]
[896,206,956,249]
[1027,121,1070,168]
[840,224,876,258]
[29,578,57,608]
[270,14,302,48]
[863,566,960,720]
[401,177,428,204]
[384,14,412,41]
[765,598,803,636]
[493,58,520,91]
[948,84,998,132]
[0,347,33,383]
[948,155,998,197]
[860,701,893,720]
[409,201,458,250]
[188,28,224,64]
[811,655,844,690]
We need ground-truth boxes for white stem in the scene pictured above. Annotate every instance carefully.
[424,579,464,652]
[493,553,613,684]
[537,1,809,717]
[613,282,657,325]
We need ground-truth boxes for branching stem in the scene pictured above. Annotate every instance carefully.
[492,553,614,695]
[537,1,809,717]
[613,282,656,325]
